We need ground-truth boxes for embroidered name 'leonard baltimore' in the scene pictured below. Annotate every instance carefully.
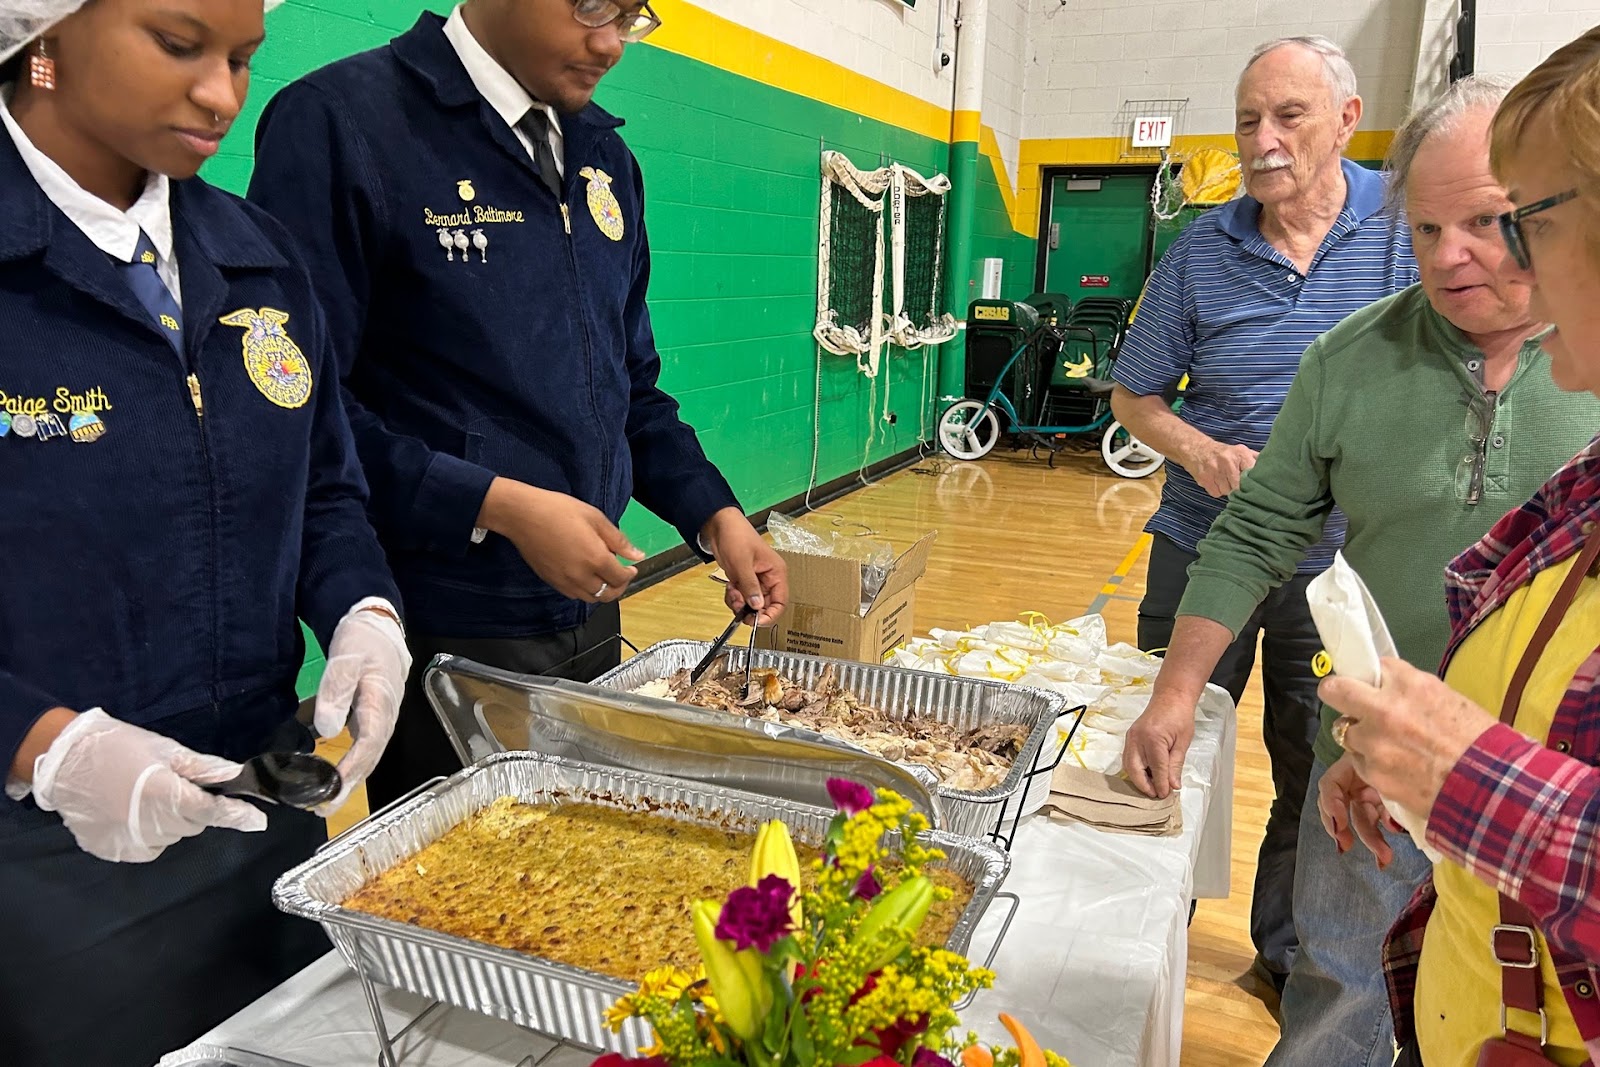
[423,204,525,227]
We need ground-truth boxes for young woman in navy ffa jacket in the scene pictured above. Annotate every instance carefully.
[248,0,789,808]
[0,2,410,1063]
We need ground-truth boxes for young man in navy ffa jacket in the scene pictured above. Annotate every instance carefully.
[248,0,788,806]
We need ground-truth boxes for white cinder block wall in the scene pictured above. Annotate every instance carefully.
[691,0,1026,186]
[1474,1,1600,78]
[1022,0,1427,141]
[692,0,1600,158]
[986,0,1032,188]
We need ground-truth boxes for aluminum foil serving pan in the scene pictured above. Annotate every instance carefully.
[156,1050,311,1067]
[273,751,1010,1054]
[424,655,946,828]
[589,641,1068,842]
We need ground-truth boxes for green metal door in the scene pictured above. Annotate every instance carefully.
[1043,174,1154,303]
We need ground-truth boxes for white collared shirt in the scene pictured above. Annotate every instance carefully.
[0,85,181,307]
[442,6,564,177]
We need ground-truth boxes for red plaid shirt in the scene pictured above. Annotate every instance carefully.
[1384,434,1600,1045]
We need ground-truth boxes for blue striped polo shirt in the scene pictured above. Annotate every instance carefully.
[1114,158,1419,570]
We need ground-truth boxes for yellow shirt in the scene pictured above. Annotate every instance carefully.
[1414,555,1600,1067]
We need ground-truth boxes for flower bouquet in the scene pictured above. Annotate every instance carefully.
[595,778,1070,1067]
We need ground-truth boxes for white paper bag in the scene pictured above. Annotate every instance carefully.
[1306,553,1442,862]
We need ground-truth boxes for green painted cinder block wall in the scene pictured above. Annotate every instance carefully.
[221,3,1032,692]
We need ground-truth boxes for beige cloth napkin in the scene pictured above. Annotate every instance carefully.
[1041,762,1182,837]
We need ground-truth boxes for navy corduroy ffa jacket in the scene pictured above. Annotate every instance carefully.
[247,13,740,639]
[0,133,399,772]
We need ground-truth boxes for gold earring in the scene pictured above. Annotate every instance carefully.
[28,39,56,91]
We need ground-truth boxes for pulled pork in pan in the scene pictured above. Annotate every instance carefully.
[641,661,1028,792]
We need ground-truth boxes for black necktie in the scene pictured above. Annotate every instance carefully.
[117,231,183,355]
[515,106,563,201]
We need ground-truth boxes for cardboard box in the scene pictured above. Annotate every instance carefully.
[755,532,936,663]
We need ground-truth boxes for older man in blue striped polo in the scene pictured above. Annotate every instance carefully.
[1109,36,1418,996]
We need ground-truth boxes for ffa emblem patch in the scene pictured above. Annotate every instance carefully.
[457,179,476,202]
[69,412,106,443]
[220,307,313,410]
[580,167,625,242]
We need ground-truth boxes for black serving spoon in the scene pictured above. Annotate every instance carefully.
[202,751,342,810]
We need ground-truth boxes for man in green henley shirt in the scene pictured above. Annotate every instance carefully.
[1121,78,1600,1065]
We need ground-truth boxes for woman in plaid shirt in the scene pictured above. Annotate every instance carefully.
[1318,27,1600,1067]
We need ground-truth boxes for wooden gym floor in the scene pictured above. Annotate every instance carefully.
[324,446,1282,1065]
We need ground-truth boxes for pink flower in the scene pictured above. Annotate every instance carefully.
[715,874,796,952]
[854,864,883,900]
[826,777,876,815]
[913,1049,956,1067]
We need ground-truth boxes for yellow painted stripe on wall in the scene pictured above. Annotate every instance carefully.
[646,0,951,143]
[979,125,1017,225]
[1017,130,1394,166]
[1009,129,1396,237]
[644,3,1398,239]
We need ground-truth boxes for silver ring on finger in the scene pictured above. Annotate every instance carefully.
[594,581,609,600]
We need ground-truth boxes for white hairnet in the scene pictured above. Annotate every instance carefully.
[1,0,285,66]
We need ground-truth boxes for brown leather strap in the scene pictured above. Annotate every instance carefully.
[1491,529,1600,1044]
[1494,903,1546,1023]
[1499,529,1600,727]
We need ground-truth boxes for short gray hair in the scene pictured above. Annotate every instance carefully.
[1383,74,1518,214]
[1240,36,1359,106]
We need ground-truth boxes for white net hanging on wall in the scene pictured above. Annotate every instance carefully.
[815,151,890,376]
[888,163,957,349]
[1150,146,1242,222]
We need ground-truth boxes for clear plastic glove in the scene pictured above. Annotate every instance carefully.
[31,708,268,863]
[313,603,411,816]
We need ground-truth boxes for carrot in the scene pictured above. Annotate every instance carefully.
[999,1013,1045,1067]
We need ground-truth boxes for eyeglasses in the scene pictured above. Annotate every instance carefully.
[1498,188,1579,270]
[573,0,661,43]
[1457,389,1499,506]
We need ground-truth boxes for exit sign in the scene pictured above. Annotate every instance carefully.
[1132,115,1173,148]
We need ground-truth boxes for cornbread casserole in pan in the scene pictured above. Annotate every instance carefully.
[342,797,973,981]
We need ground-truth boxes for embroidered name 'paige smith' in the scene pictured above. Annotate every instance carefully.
[0,386,113,417]
[423,205,525,227]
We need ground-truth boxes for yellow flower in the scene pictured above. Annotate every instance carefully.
[638,965,696,1001]
[602,998,634,1033]
[691,898,772,1042]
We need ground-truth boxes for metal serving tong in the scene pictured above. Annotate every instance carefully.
[688,605,759,685]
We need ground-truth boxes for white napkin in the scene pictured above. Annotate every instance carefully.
[1306,553,1442,862]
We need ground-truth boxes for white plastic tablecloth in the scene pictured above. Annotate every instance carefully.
[162,688,1236,1067]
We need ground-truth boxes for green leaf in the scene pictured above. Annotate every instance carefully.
[838,1044,884,1065]
[791,1004,816,1067]
[762,982,788,1053]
